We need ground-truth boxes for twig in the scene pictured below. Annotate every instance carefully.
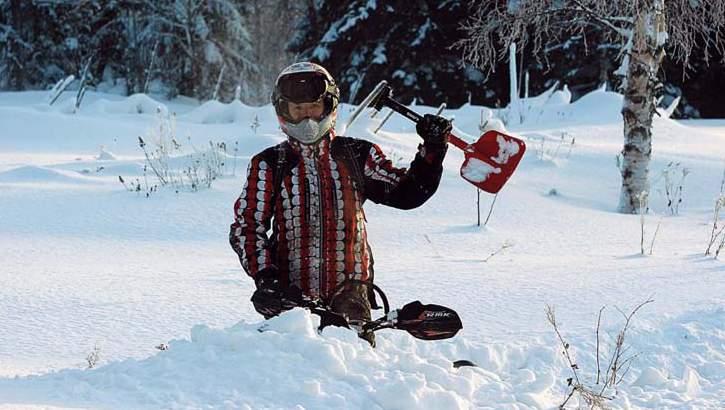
[477,188,481,226]
[706,196,725,255]
[484,193,499,226]
[595,306,606,384]
[423,234,442,258]
[483,241,513,262]
[601,298,654,394]
[559,387,577,409]
[716,232,725,258]
[139,137,168,185]
[648,215,663,255]
[637,191,648,255]
[546,305,581,386]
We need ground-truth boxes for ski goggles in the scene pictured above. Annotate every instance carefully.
[276,72,333,103]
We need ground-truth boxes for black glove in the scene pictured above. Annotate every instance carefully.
[416,114,452,148]
[251,268,302,319]
[254,267,281,292]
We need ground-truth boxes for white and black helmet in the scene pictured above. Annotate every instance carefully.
[272,62,340,144]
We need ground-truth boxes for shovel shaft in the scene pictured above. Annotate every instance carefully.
[382,95,470,152]
[447,133,469,151]
[381,94,423,123]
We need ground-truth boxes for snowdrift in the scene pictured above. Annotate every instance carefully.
[1,308,723,409]
[0,165,103,185]
[87,94,169,116]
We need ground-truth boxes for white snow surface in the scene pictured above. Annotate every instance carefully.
[0,90,724,409]
[461,158,500,183]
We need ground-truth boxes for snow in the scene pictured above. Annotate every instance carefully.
[461,157,500,183]
[87,93,170,116]
[1,88,724,409]
[372,44,387,65]
[411,18,431,47]
[315,1,378,60]
[491,135,520,164]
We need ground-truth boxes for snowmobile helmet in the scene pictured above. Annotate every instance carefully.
[272,62,340,144]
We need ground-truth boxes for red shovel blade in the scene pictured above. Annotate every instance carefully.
[450,131,526,194]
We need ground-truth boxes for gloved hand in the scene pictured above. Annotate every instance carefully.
[251,268,301,319]
[416,114,452,148]
[254,267,281,292]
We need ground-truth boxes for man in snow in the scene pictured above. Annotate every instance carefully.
[230,62,451,345]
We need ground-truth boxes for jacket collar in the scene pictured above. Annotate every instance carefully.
[287,130,335,158]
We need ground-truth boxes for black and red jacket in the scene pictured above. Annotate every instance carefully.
[230,131,446,300]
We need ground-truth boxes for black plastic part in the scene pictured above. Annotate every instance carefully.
[395,301,463,340]
[452,360,477,368]
[368,83,423,124]
[379,94,423,123]
[369,83,391,112]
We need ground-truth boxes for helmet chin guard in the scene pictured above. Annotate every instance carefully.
[280,114,336,145]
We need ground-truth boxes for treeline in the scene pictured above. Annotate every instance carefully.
[1,1,723,116]
[0,0,300,104]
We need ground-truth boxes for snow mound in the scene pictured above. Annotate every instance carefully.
[621,308,725,407]
[96,147,117,161]
[181,99,261,124]
[1,304,724,409]
[87,94,169,116]
[53,159,145,178]
[546,85,572,106]
[566,88,623,123]
[0,165,101,185]
[0,309,555,409]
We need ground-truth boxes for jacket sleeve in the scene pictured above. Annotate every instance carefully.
[363,142,447,209]
[229,154,277,279]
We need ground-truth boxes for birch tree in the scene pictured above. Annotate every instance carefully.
[458,0,725,213]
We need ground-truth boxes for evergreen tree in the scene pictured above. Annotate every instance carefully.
[0,1,63,90]
[148,0,254,101]
[0,1,256,102]
[289,0,492,107]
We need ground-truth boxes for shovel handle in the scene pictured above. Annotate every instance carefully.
[382,94,423,123]
[382,95,470,152]
[447,134,469,151]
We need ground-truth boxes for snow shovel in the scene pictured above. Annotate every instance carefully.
[345,81,527,194]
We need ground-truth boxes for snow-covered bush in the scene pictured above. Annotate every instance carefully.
[637,191,663,255]
[546,299,653,409]
[705,194,725,257]
[652,161,690,216]
[120,109,233,195]
[525,131,575,162]
[86,343,101,369]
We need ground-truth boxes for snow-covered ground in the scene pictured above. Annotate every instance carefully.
[0,89,723,409]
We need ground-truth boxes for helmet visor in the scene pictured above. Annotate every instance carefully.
[277,72,329,103]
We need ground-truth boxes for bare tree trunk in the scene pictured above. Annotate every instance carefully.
[618,1,666,213]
